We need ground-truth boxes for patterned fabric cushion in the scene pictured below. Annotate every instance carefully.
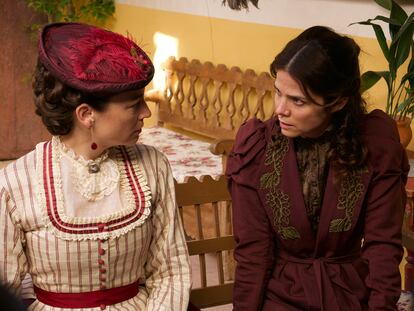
[139,126,222,182]
[398,291,412,311]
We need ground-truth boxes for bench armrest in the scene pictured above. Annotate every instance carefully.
[209,139,234,156]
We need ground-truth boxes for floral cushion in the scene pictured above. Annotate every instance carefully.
[398,291,412,311]
[139,126,222,182]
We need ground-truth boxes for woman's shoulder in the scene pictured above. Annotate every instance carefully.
[0,148,38,204]
[360,109,399,142]
[226,118,277,182]
[232,118,277,153]
[360,110,408,172]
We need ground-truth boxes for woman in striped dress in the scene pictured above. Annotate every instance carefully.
[0,22,191,310]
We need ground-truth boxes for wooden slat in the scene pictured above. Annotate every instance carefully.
[194,203,207,287]
[190,284,234,308]
[187,236,236,256]
[175,175,230,206]
[199,253,207,288]
[213,202,220,237]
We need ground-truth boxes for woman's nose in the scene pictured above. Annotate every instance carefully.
[275,96,289,116]
[141,102,152,119]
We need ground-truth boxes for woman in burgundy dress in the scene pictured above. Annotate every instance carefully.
[227,26,409,310]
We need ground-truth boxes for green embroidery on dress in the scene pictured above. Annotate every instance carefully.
[260,135,288,189]
[266,189,300,239]
[329,169,365,232]
[260,135,300,240]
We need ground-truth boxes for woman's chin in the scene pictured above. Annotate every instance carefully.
[281,128,299,138]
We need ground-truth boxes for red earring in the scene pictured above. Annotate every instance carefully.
[89,119,97,150]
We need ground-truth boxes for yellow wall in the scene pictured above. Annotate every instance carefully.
[112,4,411,149]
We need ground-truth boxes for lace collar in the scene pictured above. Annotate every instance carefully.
[54,136,120,202]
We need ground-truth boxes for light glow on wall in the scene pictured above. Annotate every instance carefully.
[152,32,179,90]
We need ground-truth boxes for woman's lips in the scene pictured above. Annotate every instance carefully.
[279,121,293,129]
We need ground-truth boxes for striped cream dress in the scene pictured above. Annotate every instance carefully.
[0,137,191,310]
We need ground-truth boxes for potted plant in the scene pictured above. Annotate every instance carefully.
[25,0,115,33]
[353,0,414,147]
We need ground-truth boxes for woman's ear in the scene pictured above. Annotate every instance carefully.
[75,104,94,128]
[331,98,347,113]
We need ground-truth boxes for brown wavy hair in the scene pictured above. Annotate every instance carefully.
[270,26,368,180]
[32,60,109,135]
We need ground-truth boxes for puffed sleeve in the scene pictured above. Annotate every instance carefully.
[0,187,29,296]
[226,118,277,311]
[143,152,191,311]
[361,110,409,310]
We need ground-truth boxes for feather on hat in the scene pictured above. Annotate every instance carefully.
[38,22,154,95]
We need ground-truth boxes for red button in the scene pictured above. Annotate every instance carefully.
[98,259,105,265]
[100,268,106,274]
[100,304,106,310]
[100,276,106,282]
[99,248,106,255]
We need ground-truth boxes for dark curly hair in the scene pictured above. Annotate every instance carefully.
[270,26,368,180]
[222,0,258,10]
[32,60,109,135]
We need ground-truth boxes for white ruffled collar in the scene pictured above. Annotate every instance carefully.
[55,136,120,202]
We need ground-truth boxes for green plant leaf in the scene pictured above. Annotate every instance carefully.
[394,22,414,68]
[351,16,401,26]
[360,71,390,93]
[361,71,381,92]
[402,72,414,85]
[80,0,115,22]
[25,0,115,23]
[405,97,414,114]
[374,0,392,10]
[407,43,414,91]
[392,12,414,43]
[397,96,414,114]
[352,20,391,61]
[389,0,408,39]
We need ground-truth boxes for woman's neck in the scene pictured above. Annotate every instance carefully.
[60,129,106,160]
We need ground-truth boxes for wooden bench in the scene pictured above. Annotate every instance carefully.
[145,56,275,167]
[175,175,235,308]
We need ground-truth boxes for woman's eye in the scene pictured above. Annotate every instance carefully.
[130,101,143,110]
[293,99,305,106]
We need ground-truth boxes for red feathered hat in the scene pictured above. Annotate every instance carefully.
[38,22,154,95]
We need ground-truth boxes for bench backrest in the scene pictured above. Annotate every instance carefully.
[159,57,275,140]
[175,175,235,308]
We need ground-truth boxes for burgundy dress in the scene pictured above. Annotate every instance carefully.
[226,109,409,311]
